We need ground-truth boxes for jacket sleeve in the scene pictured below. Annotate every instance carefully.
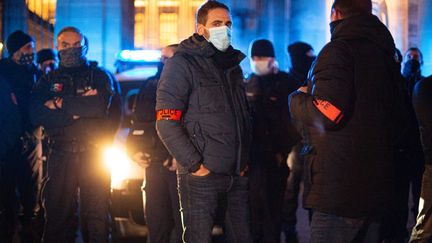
[0,81,22,157]
[30,76,75,129]
[155,56,203,171]
[413,78,432,165]
[61,70,114,118]
[289,42,354,130]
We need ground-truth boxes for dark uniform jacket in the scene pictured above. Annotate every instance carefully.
[30,62,119,146]
[413,77,432,166]
[127,73,170,163]
[245,72,301,157]
[0,59,40,133]
[156,34,252,175]
[0,77,22,159]
[289,14,409,218]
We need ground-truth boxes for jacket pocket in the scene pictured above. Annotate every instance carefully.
[187,121,205,154]
[197,76,226,113]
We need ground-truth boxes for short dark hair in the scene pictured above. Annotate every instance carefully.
[332,0,372,18]
[196,1,230,26]
[57,26,83,39]
[406,47,424,65]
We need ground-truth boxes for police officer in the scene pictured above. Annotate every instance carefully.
[282,42,316,243]
[36,48,58,76]
[0,30,42,243]
[127,44,182,243]
[245,39,301,243]
[0,76,23,242]
[30,26,120,243]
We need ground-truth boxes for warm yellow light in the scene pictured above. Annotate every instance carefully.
[103,145,132,189]
[0,42,3,52]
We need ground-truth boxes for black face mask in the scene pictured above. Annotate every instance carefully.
[402,59,421,78]
[292,55,316,81]
[58,46,88,68]
[19,53,35,65]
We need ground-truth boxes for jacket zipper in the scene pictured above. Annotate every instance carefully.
[223,68,242,175]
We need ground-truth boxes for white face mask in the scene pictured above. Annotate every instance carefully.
[251,60,272,76]
[207,26,231,52]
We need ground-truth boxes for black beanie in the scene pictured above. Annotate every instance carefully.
[37,49,57,64]
[250,39,275,57]
[288,42,313,58]
[6,30,35,56]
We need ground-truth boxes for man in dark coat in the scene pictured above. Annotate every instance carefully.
[289,0,409,241]
[0,76,22,242]
[0,30,42,242]
[410,76,432,242]
[282,41,316,243]
[127,44,182,243]
[155,1,252,242]
[245,39,300,243]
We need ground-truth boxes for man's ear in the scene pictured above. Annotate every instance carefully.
[83,35,89,55]
[197,24,205,36]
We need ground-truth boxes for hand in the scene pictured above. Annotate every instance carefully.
[44,100,56,110]
[54,98,63,108]
[191,164,210,177]
[163,158,177,171]
[240,165,249,177]
[297,86,308,93]
[132,152,150,168]
[276,152,287,167]
[82,89,98,96]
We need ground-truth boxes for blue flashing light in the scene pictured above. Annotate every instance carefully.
[117,50,162,63]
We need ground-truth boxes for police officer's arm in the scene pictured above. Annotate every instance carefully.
[289,42,354,130]
[413,78,432,164]
[0,80,22,157]
[30,76,75,129]
[61,71,114,118]
[155,56,203,171]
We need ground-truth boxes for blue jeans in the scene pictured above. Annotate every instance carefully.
[310,211,381,243]
[177,173,252,243]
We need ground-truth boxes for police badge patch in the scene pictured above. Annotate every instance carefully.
[51,83,64,93]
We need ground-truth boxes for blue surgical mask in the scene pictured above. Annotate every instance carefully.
[207,26,231,52]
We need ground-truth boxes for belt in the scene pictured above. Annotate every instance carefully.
[51,140,90,153]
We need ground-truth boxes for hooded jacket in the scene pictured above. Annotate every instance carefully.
[156,34,251,175]
[289,14,409,217]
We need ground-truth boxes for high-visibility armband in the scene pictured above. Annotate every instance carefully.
[156,109,183,121]
[313,99,343,124]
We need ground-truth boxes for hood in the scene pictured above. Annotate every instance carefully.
[176,33,245,62]
[331,14,396,56]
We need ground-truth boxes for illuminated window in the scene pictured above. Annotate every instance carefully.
[134,0,204,49]
[26,0,57,25]
[159,10,178,47]
[25,0,56,50]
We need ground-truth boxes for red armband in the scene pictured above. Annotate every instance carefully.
[313,99,343,124]
[156,109,183,121]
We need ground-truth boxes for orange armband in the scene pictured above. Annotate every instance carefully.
[156,109,183,121]
[313,99,343,124]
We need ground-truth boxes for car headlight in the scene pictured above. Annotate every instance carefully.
[103,145,132,189]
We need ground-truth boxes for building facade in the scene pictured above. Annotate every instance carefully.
[1,0,432,74]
